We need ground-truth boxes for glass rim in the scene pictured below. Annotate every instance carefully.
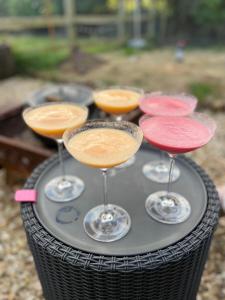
[63,119,143,145]
[93,86,144,97]
[139,91,198,106]
[28,83,93,107]
[22,101,89,119]
[139,112,217,135]
[139,92,198,117]
[188,112,217,134]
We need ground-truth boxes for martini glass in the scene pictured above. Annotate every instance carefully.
[139,113,216,224]
[63,120,143,242]
[94,86,143,168]
[23,102,88,202]
[139,92,197,183]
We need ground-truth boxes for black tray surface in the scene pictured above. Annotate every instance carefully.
[33,145,207,256]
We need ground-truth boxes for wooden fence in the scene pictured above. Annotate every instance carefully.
[0,15,152,30]
[0,0,166,44]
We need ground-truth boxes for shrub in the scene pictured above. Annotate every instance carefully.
[188,81,220,102]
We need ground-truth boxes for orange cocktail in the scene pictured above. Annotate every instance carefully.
[63,120,143,242]
[23,103,88,139]
[94,87,143,169]
[23,102,88,202]
[67,128,139,169]
[94,88,143,115]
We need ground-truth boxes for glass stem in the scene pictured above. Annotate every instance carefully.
[57,139,66,180]
[160,150,164,162]
[167,154,176,196]
[101,168,108,212]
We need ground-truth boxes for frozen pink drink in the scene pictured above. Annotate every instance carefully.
[140,95,197,117]
[140,116,214,154]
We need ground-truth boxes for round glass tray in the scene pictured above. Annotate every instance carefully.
[33,145,207,256]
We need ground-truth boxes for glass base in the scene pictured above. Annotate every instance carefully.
[45,175,85,202]
[83,204,131,242]
[115,155,136,169]
[145,191,191,224]
[142,160,180,183]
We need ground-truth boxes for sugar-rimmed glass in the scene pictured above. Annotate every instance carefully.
[23,102,88,202]
[139,92,198,183]
[63,120,143,242]
[94,86,143,168]
[139,112,216,224]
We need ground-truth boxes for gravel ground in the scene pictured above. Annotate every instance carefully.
[0,77,44,111]
[0,77,224,299]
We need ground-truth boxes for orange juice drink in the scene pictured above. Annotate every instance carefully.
[23,103,88,139]
[94,89,142,115]
[67,128,139,168]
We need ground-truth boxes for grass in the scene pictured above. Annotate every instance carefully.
[0,34,123,73]
[78,37,120,54]
[1,34,225,109]
[0,34,157,74]
[188,82,221,103]
[0,35,70,73]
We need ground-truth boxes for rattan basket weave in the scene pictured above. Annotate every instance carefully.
[21,153,220,300]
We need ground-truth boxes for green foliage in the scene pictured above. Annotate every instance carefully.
[14,46,69,73]
[122,42,155,56]
[0,0,9,16]
[192,0,225,27]
[79,38,119,54]
[0,0,44,16]
[0,0,63,16]
[107,0,168,12]
[7,0,43,16]
[0,35,121,74]
[188,81,220,102]
[76,0,109,14]
[0,35,69,73]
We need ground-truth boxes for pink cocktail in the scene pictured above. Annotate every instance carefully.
[141,116,213,154]
[139,93,197,117]
[139,93,198,184]
[139,113,216,224]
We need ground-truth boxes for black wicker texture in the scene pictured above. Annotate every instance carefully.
[21,152,220,300]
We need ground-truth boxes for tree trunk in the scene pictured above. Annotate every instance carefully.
[0,45,15,79]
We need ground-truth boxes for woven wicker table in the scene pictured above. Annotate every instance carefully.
[21,147,220,300]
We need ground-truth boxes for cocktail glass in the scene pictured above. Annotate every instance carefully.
[63,120,143,242]
[94,86,143,168]
[139,92,197,183]
[23,102,88,202]
[139,113,216,224]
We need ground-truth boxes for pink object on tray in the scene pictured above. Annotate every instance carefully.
[15,190,37,202]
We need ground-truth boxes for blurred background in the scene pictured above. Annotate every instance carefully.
[0,1,225,299]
